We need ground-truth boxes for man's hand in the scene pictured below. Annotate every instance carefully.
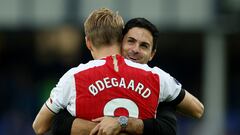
[90,117,122,135]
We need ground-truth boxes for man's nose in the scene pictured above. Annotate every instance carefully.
[132,44,140,53]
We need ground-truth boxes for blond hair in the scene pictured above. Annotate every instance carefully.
[84,8,124,48]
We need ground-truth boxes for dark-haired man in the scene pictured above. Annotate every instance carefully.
[33,8,204,135]
[52,17,204,135]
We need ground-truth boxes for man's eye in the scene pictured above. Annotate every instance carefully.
[128,40,134,43]
[141,44,148,49]
[128,40,135,44]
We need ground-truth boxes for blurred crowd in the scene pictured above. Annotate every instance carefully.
[0,25,88,135]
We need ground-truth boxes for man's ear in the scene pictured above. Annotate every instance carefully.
[85,36,93,51]
[149,49,156,61]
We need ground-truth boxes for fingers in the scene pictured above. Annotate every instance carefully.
[90,124,100,135]
[90,117,107,135]
[92,117,104,122]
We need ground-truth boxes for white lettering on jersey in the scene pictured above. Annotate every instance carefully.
[111,78,118,87]
[135,82,144,94]
[89,84,98,96]
[104,98,139,118]
[119,77,126,88]
[88,77,151,98]
[103,77,112,88]
[96,80,105,91]
[141,88,151,98]
[127,80,134,90]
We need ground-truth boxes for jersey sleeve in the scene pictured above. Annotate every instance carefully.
[45,68,76,114]
[153,67,182,102]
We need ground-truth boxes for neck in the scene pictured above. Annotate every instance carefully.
[92,44,121,59]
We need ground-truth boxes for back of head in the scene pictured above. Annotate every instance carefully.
[122,18,159,51]
[84,8,124,48]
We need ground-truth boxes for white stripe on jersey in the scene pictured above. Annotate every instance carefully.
[124,59,182,103]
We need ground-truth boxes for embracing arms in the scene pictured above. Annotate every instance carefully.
[176,90,204,119]
[52,104,177,135]
[32,104,55,135]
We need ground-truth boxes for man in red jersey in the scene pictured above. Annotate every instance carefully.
[33,8,204,135]
[52,17,183,135]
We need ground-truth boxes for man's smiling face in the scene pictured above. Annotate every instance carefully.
[122,27,155,64]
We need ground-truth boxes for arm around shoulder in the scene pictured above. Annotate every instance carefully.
[125,106,177,135]
[177,90,204,119]
[52,109,98,135]
[32,104,55,135]
[143,104,177,135]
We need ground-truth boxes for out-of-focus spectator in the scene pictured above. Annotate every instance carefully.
[0,24,86,135]
[35,24,83,66]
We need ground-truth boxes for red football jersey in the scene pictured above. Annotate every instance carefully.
[46,55,182,120]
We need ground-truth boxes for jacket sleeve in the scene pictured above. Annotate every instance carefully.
[143,103,177,135]
[52,109,75,135]
[52,103,179,135]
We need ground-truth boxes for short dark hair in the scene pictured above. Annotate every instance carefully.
[122,18,159,51]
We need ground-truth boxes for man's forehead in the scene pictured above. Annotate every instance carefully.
[125,28,153,45]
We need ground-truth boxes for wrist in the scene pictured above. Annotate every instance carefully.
[127,118,144,134]
[118,116,128,131]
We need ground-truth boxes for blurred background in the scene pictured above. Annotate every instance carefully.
[0,0,239,135]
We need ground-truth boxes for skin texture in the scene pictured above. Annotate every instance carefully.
[122,27,156,64]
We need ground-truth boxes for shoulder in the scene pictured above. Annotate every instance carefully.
[124,59,169,76]
[60,59,106,81]
[77,59,106,71]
